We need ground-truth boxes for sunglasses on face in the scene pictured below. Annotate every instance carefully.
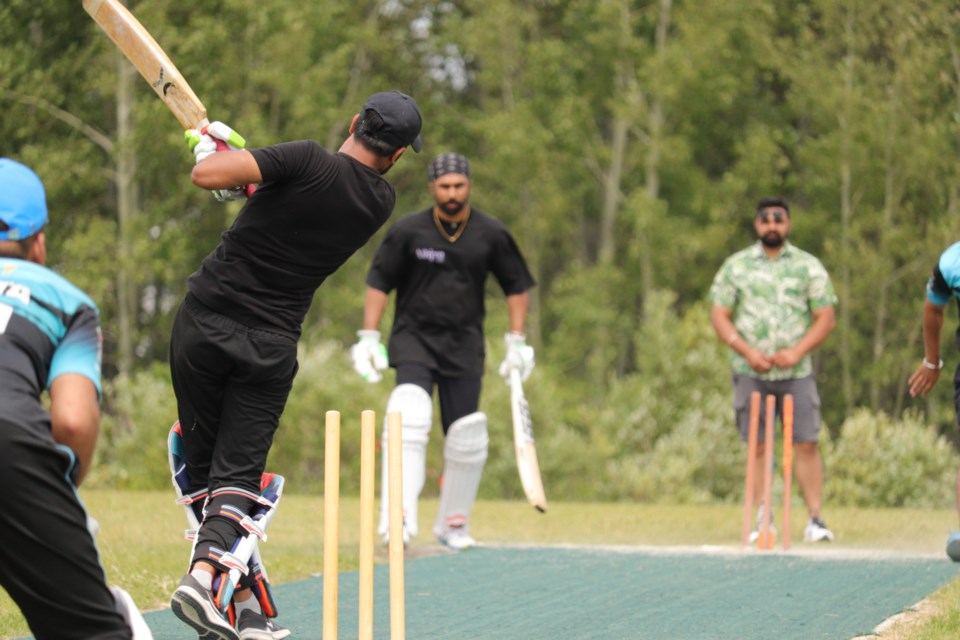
[756,211,786,223]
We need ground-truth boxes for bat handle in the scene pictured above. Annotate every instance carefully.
[207,130,257,198]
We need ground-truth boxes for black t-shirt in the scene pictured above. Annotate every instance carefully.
[188,140,396,338]
[366,207,535,377]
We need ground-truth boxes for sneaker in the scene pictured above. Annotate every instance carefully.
[436,528,476,551]
[170,574,240,640]
[803,516,835,542]
[237,609,291,640]
[382,525,411,548]
[946,531,960,561]
[747,506,776,545]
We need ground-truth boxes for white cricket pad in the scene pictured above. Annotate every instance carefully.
[433,412,489,541]
[379,384,432,539]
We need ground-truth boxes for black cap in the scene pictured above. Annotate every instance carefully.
[361,91,423,153]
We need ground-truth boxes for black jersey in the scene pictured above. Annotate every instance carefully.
[366,207,535,377]
[188,140,396,338]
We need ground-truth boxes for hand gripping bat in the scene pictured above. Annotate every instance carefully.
[83,0,255,196]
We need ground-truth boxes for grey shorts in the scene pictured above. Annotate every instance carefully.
[733,374,822,443]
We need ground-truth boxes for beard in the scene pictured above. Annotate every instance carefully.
[760,232,784,248]
[441,199,465,216]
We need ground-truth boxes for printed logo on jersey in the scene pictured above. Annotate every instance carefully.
[0,280,31,305]
[415,247,446,264]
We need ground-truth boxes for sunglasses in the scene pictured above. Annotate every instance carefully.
[756,211,786,223]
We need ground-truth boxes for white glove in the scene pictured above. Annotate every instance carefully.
[351,330,389,383]
[184,121,248,201]
[498,332,535,382]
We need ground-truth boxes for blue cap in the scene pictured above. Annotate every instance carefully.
[0,159,48,241]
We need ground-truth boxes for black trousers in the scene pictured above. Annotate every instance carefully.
[169,294,298,576]
[0,422,130,639]
[396,363,482,434]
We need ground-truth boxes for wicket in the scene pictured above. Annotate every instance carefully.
[740,392,794,551]
[323,409,405,640]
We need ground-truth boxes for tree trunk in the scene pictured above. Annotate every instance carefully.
[838,8,856,413]
[116,56,137,384]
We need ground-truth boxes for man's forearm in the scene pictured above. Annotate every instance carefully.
[362,287,390,330]
[793,306,835,357]
[506,292,529,334]
[923,300,946,363]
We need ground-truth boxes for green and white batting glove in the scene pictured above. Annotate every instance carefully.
[351,330,389,383]
[498,332,535,382]
[184,121,248,201]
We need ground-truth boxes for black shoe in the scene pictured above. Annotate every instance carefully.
[170,574,240,640]
[237,609,291,640]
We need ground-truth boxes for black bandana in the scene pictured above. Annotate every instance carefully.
[428,152,471,181]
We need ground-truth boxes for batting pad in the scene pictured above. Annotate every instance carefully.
[379,384,432,538]
[434,412,488,537]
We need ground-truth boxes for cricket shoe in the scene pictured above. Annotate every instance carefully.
[237,609,291,640]
[170,574,240,640]
[946,531,960,561]
[436,526,476,551]
[382,525,411,548]
[747,505,776,544]
[803,516,835,542]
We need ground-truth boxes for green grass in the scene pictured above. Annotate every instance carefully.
[2,490,959,638]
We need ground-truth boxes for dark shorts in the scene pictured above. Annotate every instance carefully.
[0,422,130,639]
[395,363,481,434]
[732,374,822,443]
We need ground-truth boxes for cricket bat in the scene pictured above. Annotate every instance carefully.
[83,0,208,130]
[83,0,255,196]
[509,368,547,513]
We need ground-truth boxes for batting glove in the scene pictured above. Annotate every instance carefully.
[351,330,389,383]
[184,121,249,201]
[498,332,535,382]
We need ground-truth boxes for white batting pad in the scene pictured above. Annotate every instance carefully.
[433,412,489,539]
[379,384,432,538]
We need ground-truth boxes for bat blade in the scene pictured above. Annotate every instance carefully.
[509,369,547,513]
[83,0,208,130]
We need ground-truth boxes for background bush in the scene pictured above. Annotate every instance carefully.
[89,292,960,510]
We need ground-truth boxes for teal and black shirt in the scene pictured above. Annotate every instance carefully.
[926,241,960,350]
[0,258,101,434]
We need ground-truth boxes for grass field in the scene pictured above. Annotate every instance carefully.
[2,490,959,639]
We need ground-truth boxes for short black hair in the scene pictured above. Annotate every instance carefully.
[756,196,790,216]
[354,109,400,157]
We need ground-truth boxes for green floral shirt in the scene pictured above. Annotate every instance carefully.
[708,241,837,380]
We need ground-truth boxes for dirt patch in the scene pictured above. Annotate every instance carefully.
[850,598,941,639]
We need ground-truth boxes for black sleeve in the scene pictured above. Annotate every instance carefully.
[366,225,407,293]
[250,140,327,185]
[488,226,535,296]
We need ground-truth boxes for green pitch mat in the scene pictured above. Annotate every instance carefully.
[142,545,959,639]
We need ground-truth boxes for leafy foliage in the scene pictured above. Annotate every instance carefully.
[825,409,957,508]
[4,1,960,506]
